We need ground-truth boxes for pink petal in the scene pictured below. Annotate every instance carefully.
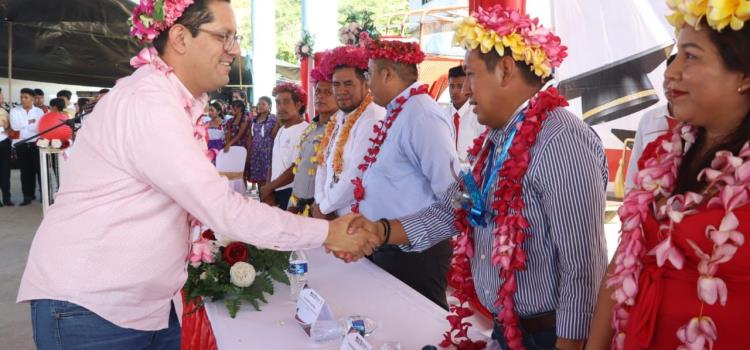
[686,317,700,343]
[713,244,738,264]
[707,227,730,246]
[697,277,719,305]
[699,317,718,339]
[736,161,750,182]
[719,212,739,231]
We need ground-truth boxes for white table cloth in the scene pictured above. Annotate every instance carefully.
[202,247,493,349]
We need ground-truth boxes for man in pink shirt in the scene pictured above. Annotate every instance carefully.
[17,1,377,349]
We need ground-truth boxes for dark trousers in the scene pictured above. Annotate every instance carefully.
[371,239,452,310]
[274,187,293,209]
[0,138,11,203]
[491,312,558,350]
[15,142,40,199]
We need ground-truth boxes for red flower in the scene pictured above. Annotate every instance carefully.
[222,242,249,266]
[365,39,426,65]
[201,229,216,241]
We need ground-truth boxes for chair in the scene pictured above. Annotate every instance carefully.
[215,146,247,194]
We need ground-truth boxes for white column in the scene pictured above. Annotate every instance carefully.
[251,0,276,105]
[305,0,339,52]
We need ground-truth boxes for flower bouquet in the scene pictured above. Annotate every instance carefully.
[338,10,380,46]
[295,30,315,61]
[183,229,291,317]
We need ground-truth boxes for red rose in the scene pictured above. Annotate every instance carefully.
[201,229,216,241]
[222,242,249,266]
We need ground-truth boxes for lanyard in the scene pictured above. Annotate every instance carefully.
[481,112,523,201]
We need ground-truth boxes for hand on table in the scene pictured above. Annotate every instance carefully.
[323,214,382,262]
[259,186,274,203]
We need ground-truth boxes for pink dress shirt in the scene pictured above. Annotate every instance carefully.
[17,51,329,331]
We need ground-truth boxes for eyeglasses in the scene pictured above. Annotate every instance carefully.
[188,26,242,51]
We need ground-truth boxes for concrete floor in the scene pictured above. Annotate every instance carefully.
[0,170,41,349]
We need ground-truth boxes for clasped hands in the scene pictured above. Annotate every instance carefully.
[323,214,385,262]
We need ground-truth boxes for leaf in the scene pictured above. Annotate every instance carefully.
[225,298,241,318]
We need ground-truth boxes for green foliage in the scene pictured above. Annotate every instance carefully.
[183,242,291,318]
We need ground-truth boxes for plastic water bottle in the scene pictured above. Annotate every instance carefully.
[288,250,308,301]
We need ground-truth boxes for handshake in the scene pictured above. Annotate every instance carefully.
[322,214,389,262]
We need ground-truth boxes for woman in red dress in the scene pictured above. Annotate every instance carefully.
[587,4,750,350]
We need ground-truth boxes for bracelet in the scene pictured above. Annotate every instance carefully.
[378,218,391,247]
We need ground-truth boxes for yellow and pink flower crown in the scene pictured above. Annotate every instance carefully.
[453,5,567,79]
[666,0,750,33]
[130,0,195,45]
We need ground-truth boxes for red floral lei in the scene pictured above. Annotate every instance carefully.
[442,87,568,350]
[350,84,430,213]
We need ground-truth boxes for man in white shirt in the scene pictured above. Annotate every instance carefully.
[261,82,308,209]
[355,39,459,309]
[445,65,484,162]
[10,88,44,206]
[0,87,12,206]
[313,46,386,219]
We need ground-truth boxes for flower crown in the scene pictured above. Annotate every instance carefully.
[666,0,750,33]
[272,82,308,108]
[129,0,195,45]
[364,39,425,65]
[453,5,567,79]
[316,46,370,82]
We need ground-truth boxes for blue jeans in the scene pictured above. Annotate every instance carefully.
[30,299,180,350]
[491,316,557,350]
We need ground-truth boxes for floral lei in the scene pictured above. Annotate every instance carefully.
[317,94,374,182]
[292,120,327,177]
[350,84,430,213]
[441,87,567,350]
[607,122,750,349]
[129,0,194,45]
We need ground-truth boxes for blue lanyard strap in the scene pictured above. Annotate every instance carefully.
[461,112,524,227]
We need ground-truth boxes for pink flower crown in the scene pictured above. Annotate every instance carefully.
[364,39,425,65]
[315,46,370,82]
[129,0,195,45]
[272,82,308,108]
[453,5,567,79]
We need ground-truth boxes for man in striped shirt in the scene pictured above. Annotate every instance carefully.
[344,8,608,350]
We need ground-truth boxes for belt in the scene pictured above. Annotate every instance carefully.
[494,311,556,334]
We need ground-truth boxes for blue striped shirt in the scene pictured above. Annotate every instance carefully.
[399,106,608,339]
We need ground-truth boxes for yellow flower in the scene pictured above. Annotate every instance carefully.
[707,0,750,31]
[683,0,709,27]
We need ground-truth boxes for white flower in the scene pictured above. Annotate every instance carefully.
[216,234,233,247]
[36,139,50,148]
[51,139,63,148]
[301,45,310,54]
[230,261,256,287]
[199,271,208,280]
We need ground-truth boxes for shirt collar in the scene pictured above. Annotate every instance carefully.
[386,82,423,112]
[488,98,530,144]
[452,100,472,116]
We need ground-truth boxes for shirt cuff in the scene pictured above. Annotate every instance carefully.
[555,309,593,340]
[396,213,425,252]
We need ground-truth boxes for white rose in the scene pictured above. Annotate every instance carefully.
[301,46,310,54]
[230,261,256,287]
[51,139,63,148]
[199,271,208,280]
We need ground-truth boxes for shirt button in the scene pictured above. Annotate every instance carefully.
[480,254,486,260]
[484,289,490,295]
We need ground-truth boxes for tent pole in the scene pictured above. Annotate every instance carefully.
[7,22,12,106]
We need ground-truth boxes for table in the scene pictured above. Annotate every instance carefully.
[202,248,493,349]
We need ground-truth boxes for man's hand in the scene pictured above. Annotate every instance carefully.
[312,204,337,221]
[287,206,299,214]
[330,215,384,262]
[259,186,273,202]
[223,145,230,153]
[262,194,276,206]
[324,214,382,261]
[556,338,584,350]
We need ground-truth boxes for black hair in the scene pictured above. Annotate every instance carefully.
[667,53,677,66]
[674,21,750,194]
[56,90,72,100]
[99,88,110,94]
[33,88,44,96]
[152,0,231,55]
[209,101,223,114]
[77,98,90,110]
[448,65,466,78]
[333,65,368,82]
[230,99,246,115]
[258,96,272,107]
[476,49,548,86]
[20,88,34,96]
[49,98,65,112]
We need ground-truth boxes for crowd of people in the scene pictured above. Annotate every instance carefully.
[13,0,750,349]
[0,87,107,207]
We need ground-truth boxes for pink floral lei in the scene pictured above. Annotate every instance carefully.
[442,87,567,350]
[129,0,195,44]
[607,123,750,349]
[350,84,430,213]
